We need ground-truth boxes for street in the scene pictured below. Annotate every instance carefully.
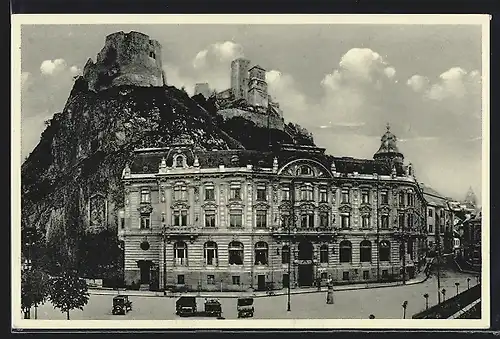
[29,269,478,320]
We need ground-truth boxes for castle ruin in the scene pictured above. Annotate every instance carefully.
[83,31,166,92]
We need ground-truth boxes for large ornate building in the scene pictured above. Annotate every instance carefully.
[119,125,427,292]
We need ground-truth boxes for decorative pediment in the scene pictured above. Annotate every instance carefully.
[171,201,190,210]
[278,159,333,178]
[138,203,153,214]
[201,202,218,210]
[279,201,292,210]
[254,201,270,210]
[299,202,316,211]
[379,205,391,214]
[318,203,330,212]
[359,204,372,214]
[226,201,244,209]
[338,204,352,213]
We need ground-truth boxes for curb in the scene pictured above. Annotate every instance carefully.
[88,274,430,299]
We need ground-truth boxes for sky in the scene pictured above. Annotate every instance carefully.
[19,23,484,204]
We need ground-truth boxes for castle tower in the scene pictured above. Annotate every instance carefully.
[194,83,211,99]
[248,64,269,108]
[230,58,250,101]
[83,31,165,92]
[373,123,404,164]
[464,186,478,208]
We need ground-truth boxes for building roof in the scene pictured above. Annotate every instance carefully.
[373,123,403,159]
[129,145,407,176]
[249,64,265,71]
[421,184,449,207]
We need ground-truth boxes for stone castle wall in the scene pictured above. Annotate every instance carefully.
[218,108,285,130]
[83,31,165,92]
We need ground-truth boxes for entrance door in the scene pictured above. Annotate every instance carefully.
[139,261,151,284]
[257,275,266,291]
[298,264,314,286]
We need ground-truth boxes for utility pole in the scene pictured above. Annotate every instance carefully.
[436,213,441,304]
[376,179,380,282]
[162,222,167,296]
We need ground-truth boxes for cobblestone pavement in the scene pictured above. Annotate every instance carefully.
[29,269,478,320]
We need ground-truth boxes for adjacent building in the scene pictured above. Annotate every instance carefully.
[119,125,427,292]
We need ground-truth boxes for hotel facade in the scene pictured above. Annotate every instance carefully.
[119,127,427,292]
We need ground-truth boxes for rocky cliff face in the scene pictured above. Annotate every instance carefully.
[21,78,243,265]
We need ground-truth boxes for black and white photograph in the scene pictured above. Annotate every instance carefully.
[12,14,490,329]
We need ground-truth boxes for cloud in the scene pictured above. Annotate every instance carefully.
[384,66,396,79]
[40,58,67,75]
[407,75,429,92]
[69,65,81,75]
[425,67,481,101]
[192,41,244,70]
[266,70,307,111]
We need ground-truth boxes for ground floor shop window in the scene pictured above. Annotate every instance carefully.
[254,242,269,265]
[228,241,244,265]
[343,271,349,280]
[339,240,352,263]
[232,276,241,285]
[360,240,372,262]
[363,270,369,280]
[379,240,391,262]
[207,275,215,285]
[204,241,218,266]
[177,274,185,285]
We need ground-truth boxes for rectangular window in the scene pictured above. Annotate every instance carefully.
[440,210,445,218]
[399,192,405,206]
[319,212,329,227]
[428,225,433,233]
[398,214,405,229]
[382,270,389,278]
[141,189,150,203]
[343,272,349,281]
[205,187,215,201]
[341,214,350,229]
[363,270,369,280]
[301,212,314,228]
[230,186,241,200]
[177,275,185,285]
[120,217,125,229]
[381,215,389,229]
[256,210,267,228]
[205,211,216,228]
[140,215,150,229]
[301,186,313,201]
[257,186,267,201]
[319,188,328,202]
[282,187,290,201]
[207,275,215,285]
[341,189,350,203]
[408,193,414,206]
[174,186,187,200]
[173,210,188,226]
[361,191,370,204]
[232,276,241,285]
[440,225,444,233]
[428,209,433,218]
[407,214,413,228]
[230,210,243,228]
[381,191,388,205]
[362,215,370,229]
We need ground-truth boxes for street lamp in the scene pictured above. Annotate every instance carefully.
[280,212,297,312]
[455,282,460,296]
[441,288,446,302]
[423,293,429,310]
[161,214,167,296]
[402,300,408,319]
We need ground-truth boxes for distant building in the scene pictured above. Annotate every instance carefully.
[248,65,269,108]
[119,125,427,292]
[194,83,211,99]
[230,58,251,101]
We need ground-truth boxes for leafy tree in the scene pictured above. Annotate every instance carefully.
[48,269,90,320]
[21,269,50,319]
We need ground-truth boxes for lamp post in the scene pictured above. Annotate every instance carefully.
[402,300,408,319]
[455,282,460,296]
[441,288,446,302]
[423,293,429,310]
[161,217,167,296]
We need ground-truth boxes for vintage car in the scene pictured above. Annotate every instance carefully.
[204,298,223,317]
[112,295,132,315]
[175,296,197,317]
[237,297,254,318]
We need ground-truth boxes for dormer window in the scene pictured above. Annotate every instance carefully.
[297,165,313,176]
[174,155,185,168]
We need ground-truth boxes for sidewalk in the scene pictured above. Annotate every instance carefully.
[89,271,430,299]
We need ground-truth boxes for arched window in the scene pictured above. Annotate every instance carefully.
[320,244,329,263]
[339,240,352,263]
[254,242,268,265]
[228,241,244,265]
[297,165,313,176]
[360,240,372,262]
[379,240,391,262]
[281,245,290,264]
[174,241,188,266]
[204,241,218,266]
[174,155,185,168]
